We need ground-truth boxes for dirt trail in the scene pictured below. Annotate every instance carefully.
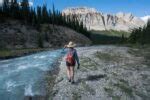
[52,45,150,100]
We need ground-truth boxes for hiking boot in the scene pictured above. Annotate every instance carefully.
[71,80,75,84]
[68,79,71,82]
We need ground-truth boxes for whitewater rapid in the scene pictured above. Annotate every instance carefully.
[0,49,65,100]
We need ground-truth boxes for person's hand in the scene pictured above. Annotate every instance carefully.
[64,45,67,48]
[77,63,80,69]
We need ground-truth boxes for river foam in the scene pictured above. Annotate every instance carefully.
[0,49,65,100]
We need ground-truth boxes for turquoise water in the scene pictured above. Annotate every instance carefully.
[0,49,65,100]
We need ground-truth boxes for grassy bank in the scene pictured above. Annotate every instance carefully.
[89,30,129,44]
[0,48,53,59]
[91,30,130,37]
[90,32,124,44]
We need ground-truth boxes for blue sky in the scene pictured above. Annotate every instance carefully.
[33,0,149,17]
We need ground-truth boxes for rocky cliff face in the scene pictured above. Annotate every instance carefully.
[62,7,145,32]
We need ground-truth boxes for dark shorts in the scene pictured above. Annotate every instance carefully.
[66,61,76,66]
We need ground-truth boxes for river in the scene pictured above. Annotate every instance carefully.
[0,49,65,100]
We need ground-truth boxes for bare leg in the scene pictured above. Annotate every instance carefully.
[70,66,75,82]
[67,66,71,80]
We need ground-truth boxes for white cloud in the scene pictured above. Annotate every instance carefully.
[18,1,33,6]
[29,2,33,6]
[0,0,33,7]
[141,15,150,23]
[0,0,3,5]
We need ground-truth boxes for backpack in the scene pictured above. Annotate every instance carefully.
[66,50,75,64]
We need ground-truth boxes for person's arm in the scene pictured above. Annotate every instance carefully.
[61,45,67,53]
[63,45,67,50]
[74,50,80,68]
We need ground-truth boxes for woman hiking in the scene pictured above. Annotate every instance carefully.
[64,41,80,84]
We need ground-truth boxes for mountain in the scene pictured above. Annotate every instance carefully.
[141,15,150,23]
[62,7,145,32]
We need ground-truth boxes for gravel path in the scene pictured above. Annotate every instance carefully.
[52,45,150,100]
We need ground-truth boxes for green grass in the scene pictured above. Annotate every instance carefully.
[72,91,81,100]
[104,87,113,95]
[89,30,129,44]
[95,51,122,63]
[0,48,50,59]
[0,50,12,57]
[91,30,130,37]
[104,87,121,100]
[113,82,133,97]
[90,33,122,44]
[135,91,149,99]
[128,45,150,66]
[80,57,99,71]
[119,79,129,85]
[80,81,96,95]
[111,96,121,100]
[106,77,133,98]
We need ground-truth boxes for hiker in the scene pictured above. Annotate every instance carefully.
[64,41,80,84]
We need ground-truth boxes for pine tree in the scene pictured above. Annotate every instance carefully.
[20,0,30,23]
[128,19,150,44]
[37,6,42,24]
[42,5,49,23]
[0,1,91,39]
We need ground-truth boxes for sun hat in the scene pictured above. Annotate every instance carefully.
[67,41,76,48]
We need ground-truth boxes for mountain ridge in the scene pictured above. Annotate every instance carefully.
[62,7,145,32]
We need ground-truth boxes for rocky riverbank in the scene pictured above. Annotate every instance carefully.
[52,45,150,100]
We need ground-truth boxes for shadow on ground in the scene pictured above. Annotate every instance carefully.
[74,74,107,85]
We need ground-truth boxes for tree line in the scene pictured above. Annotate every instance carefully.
[0,0,90,38]
[128,20,150,44]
